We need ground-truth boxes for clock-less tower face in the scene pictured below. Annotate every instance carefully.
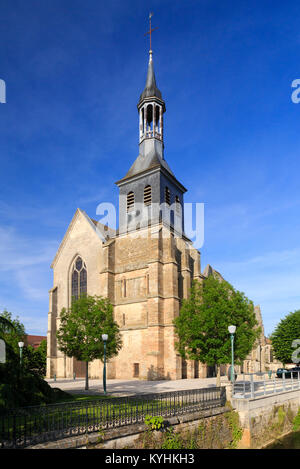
[116,50,186,235]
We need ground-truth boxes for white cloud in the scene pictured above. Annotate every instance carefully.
[0,225,56,308]
[220,247,300,272]
[0,226,57,273]
[215,247,300,335]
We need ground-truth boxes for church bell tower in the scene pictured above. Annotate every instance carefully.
[137,49,166,167]
[116,18,187,235]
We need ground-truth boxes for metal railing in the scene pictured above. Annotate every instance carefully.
[0,386,226,449]
[233,370,300,399]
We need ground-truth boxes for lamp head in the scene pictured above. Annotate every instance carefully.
[18,342,24,348]
[102,334,108,342]
[228,325,236,334]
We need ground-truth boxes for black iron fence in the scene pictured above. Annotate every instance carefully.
[0,386,226,448]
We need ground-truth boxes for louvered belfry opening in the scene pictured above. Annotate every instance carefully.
[144,185,152,206]
[127,191,134,212]
[165,186,171,205]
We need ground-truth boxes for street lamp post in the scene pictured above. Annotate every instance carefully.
[18,341,24,367]
[102,334,108,395]
[228,326,236,384]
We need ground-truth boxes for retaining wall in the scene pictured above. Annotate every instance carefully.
[232,389,300,448]
[27,406,230,449]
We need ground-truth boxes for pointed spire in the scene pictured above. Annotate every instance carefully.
[139,50,163,103]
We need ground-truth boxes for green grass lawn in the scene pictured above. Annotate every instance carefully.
[55,392,116,403]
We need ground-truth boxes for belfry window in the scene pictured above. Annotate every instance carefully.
[155,105,160,134]
[146,104,153,135]
[71,256,87,301]
[144,185,152,206]
[165,186,171,205]
[175,195,181,212]
[127,191,135,212]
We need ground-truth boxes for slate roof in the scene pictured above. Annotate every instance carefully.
[138,52,163,105]
[123,151,174,181]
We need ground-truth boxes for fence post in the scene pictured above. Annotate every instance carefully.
[250,374,254,398]
[220,386,226,405]
[13,414,16,448]
[85,405,88,434]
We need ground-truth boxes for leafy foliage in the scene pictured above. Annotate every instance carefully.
[174,277,260,368]
[56,295,122,362]
[0,311,64,410]
[23,339,47,377]
[0,310,47,377]
[136,409,242,449]
[224,408,243,448]
[270,310,300,365]
[293,408,300,432]
[0,310,26,353]
[161,427,183,449]
[144,415,164,431]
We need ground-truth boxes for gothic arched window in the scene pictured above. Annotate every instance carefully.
[144,185,152,206]
[71,256,87,301]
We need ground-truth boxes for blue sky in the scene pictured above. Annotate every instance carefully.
[0,0,300,336]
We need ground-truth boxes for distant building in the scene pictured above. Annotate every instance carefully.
[242,305,281,373]
[25,335,46,349]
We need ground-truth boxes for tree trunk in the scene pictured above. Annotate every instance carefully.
[216,364,221,387]
[85,361,89,390]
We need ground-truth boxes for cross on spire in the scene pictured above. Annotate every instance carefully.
[144,12,158,52]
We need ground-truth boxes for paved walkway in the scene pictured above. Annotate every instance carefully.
[46,376,231,396]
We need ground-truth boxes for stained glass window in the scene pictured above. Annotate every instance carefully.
[71,257,87,301]
[80,268,87,295]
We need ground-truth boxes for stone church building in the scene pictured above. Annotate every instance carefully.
[46,49,276,381]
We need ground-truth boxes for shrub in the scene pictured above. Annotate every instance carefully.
[0,365,70,412]
[161,427,183,449]
[293,408,300,432]
[144,415,164,431]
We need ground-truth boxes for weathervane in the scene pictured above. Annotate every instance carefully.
[144,12,158,52]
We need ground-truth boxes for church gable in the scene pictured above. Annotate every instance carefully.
[50,209,110,301]
[51,208,110,270]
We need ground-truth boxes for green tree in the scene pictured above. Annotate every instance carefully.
[270,310,300,365]
[1,311,47,375]
[0,310,25,352]
[23,339,47,377]
[56,295,122,390]
[0,312,58,409]
[0,310,26,370]
[174,277,260,386]
[0,314,17,336]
